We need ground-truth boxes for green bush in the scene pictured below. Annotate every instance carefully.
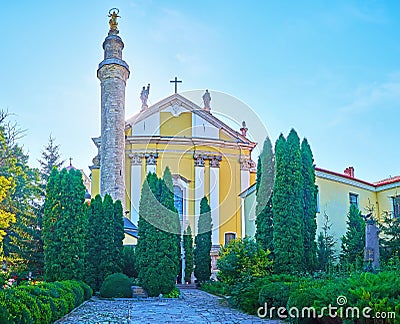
[0,280,90,324]
[163,287,180,298]
[200,280,227,297]
[100,273,133,298]
[77,280,93,300]
[217,237,272,286]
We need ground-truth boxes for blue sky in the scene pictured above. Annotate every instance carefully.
[1,1,399,182]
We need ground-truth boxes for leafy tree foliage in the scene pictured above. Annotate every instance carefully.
[136,171,180,296]
[317,211,337,271]
[255,137,274,252]
[301,138,318,272]
[194,197,212,282]
[0,176,15,251]
[217,237,273,286]
[183,225,194,283]
[43,168,87,281]
[340,204,365,269]
[272,130,305,274]
[0,110,43,272]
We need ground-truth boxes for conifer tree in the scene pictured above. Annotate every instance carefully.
[340,204,365,268]
[43,168,87,281]
[113,199,125,272]
[256,155,262,194]
[301,138,318,272]
[99,194,116,278]
[85,194,103,291]
[136,172,177,296]
[317,211,337,271]
[38,135,64,186]
[85,194,125,291]
[160,167,181,273]
[380,211,400,262]
[273,130,304,273]
[255,137,274,252]
[194,197,212,282]
[183,225,194,283]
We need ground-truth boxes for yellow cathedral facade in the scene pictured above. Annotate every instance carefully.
[89,11,257,258]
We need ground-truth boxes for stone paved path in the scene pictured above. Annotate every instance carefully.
[58,289,278,323]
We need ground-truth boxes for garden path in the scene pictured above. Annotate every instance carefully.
[57,288,279,323]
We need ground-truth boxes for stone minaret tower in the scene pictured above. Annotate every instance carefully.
[97,9,130,207]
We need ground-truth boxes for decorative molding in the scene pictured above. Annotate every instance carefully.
[128,153,143,165]
[144,153,158,166]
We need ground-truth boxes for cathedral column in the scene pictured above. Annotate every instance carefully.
[240,157,251,238]
[194,154,205,236]
[209,156,222,246]
[129,153,142,225]
[145,153,158,174]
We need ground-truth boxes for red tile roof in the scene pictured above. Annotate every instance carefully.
[315,167,400,188]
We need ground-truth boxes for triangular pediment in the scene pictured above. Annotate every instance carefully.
[125,93,254,145]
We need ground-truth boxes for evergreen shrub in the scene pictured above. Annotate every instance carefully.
[100,273,133,298]
[0,280,89,324]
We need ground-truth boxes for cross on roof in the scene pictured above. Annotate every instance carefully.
[69,157,73,166]
[170,76,182,94]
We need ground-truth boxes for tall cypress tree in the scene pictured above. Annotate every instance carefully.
[136,172,178,296]
[99,194,116,279]
[183,225,194,283]
[160,167,181,274]
[301,138,318,272]
[194,197,212,282]
[85,194,125,291]
[85,194,103,291]
[43,168,87,281]
[256,155,262,194]
[113,199,125,273]
[255,137,275,252]
[340,204,365,269]
[273,130,304,274]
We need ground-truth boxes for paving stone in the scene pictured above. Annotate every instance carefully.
[58,289,277,323]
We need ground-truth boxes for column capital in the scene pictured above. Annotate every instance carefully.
[129,153,143,165]
[209,155,222,168]
[145,153,158,166]
[240,157,257,172]
[193,154,205,167]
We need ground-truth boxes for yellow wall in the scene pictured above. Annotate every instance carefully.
[377,186,400,221]
[160,112,192,137]
[91,168,100,197]
[219,157,242,243]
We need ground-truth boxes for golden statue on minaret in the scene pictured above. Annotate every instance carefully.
[108,8,120,33]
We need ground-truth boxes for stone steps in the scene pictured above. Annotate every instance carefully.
[176,283,197,289]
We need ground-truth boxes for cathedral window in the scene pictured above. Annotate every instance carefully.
[173,185,183,221]
[224,232,236,245]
